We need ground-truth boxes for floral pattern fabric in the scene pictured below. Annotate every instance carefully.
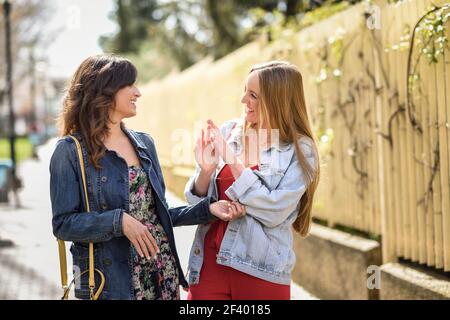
[128,165,179,300]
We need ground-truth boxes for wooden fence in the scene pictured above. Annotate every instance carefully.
[126,0,450,271]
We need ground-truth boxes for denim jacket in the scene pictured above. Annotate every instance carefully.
[184,119,317,285]
[49,126,214,300]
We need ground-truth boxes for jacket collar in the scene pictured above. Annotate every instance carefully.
[121,125,147,150]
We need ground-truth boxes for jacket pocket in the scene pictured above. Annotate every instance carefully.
[264,242,288,274]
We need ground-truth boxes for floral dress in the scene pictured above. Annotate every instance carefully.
[128,165,180,300]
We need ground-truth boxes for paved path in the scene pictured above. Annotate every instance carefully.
[0,138,317,300]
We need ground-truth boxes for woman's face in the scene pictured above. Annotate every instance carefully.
[241,71,260,125]
[112,84,141,119]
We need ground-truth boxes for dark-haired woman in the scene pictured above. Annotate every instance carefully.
[49,55,245,300]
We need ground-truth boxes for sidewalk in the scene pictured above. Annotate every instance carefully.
[0,138,317,300]
[0,138,61,299]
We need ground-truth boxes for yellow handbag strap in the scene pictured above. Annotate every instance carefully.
[61,268,106,300]
[57,135,104,300]
[58,239,68,289]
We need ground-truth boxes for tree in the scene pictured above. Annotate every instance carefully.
[0,0,53,135]
[101,0,345,76]
[100,0,160,53]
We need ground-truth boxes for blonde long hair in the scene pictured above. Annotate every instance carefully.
[246,61,320,237]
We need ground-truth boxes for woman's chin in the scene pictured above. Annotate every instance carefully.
[123,111,136,119]
[245,115,257,124]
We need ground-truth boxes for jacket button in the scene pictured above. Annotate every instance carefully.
[103,258,112,266]
[101,176,108,183]
[194,248,201,256]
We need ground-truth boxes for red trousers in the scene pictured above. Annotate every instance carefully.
[188,164,290,300]
[187,244,290,300]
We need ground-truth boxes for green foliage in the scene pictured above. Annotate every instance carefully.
[405,4,450,112]
[0,138,33,163]
[99,0,160,53]
[416,6,450,64]
[245,1,351,44]
[317,127,335,158]
[298,1,351,29]
[101,0,210,72]
[121,40,177,84]
[311,217,381,241]
[101,0,356,81]
[334,223,381,241]
[246,8,299,42]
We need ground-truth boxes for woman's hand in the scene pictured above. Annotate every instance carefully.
[209,200,246,221]
[207,119,240,165]
[207,119,245,179]
[122,213,159,260]
[194,128,218,173]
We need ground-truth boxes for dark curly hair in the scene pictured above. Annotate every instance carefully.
[58,55,137,169]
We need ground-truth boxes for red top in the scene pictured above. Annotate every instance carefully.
[205,164,259,249]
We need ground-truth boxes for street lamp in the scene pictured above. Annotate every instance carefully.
[2,0,22,207]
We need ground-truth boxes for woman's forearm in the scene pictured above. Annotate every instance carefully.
[221,140,245,180]
[193,168,215,197]
[226,149,245,180]
[169,197,214,226]
[52,208,124,243]
[228,160,245,180]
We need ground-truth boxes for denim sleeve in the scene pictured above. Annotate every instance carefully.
[169,197,215,227]
[184,165,206,205]
[225,139,318,228]
[49,139,124,243]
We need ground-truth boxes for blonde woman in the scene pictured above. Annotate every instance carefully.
[184,61,320,300]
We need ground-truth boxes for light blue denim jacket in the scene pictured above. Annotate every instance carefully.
[184,119,317,285]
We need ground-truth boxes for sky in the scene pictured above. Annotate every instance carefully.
[45,0,117,78]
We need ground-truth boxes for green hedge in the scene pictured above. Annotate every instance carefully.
[0,137,33,163]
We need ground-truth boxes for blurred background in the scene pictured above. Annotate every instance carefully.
[0,0,449,300]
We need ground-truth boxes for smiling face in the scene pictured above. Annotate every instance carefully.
[241,71,260,125]
[111,84,141,120]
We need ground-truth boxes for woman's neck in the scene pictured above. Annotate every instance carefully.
[106,120,124,141]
